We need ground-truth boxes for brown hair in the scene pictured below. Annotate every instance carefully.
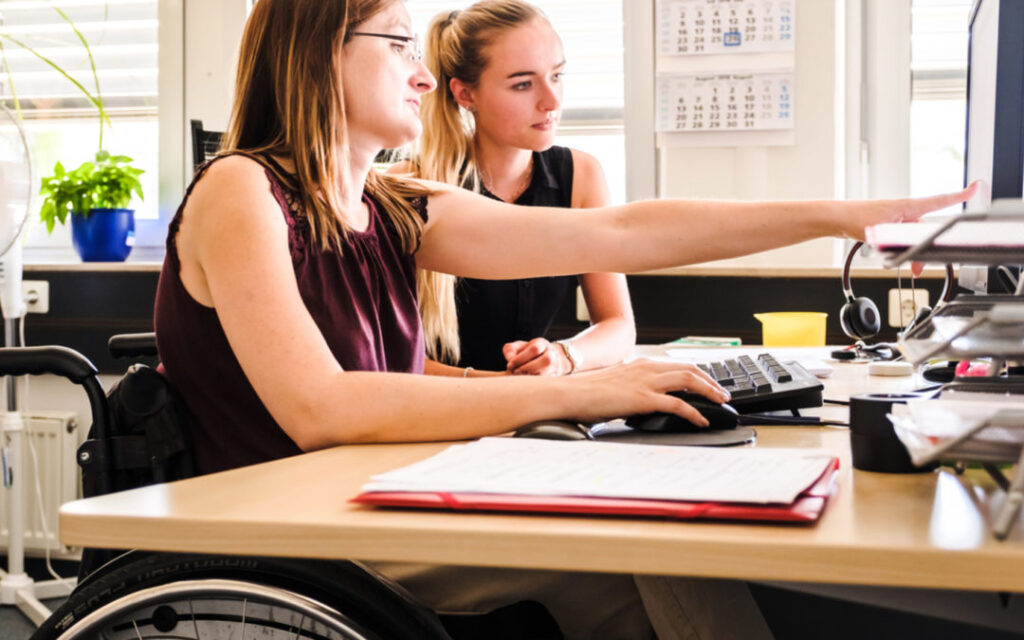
[411,0,546,364]
[223,0,429,253]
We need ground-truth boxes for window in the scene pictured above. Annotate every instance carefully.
[406,1,626,203]
[0,0,159,248]
[910,0,972,201]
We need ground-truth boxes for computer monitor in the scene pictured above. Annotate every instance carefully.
[959,0,1024,292]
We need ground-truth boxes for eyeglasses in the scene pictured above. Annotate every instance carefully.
[350,32,422,63]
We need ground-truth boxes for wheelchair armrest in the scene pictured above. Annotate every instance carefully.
[0,345,98,382]
[108,332,158,359]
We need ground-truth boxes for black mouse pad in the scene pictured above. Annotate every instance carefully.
[589,420,756,446]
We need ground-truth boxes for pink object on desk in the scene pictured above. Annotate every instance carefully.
[954,360,992,377]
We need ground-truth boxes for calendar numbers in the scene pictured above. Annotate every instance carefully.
[659,0,795,55]
[657,73,794,132]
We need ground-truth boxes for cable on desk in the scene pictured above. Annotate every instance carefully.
[738,415,849,427]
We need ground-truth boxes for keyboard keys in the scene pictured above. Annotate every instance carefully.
[692,353,824,414]
[724,382,755,399]
[687,354,822,412]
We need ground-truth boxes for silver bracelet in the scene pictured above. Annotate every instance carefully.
[554,340,581,375]
[462,366,474,378]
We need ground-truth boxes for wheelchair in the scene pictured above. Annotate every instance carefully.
[0,336,560,640]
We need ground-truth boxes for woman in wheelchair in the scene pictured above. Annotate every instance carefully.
[29,0,975,638]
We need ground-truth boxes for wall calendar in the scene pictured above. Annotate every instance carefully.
[656,72,793,133]
[658,0,795,56]
[655,0,796,142]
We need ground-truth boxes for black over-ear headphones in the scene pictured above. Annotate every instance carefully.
[840,241,954,341]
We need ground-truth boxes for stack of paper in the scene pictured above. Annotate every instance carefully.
[355,439,839,523]
[891,392,1024,466]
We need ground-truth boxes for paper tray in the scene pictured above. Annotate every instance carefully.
[897,296,1024,363]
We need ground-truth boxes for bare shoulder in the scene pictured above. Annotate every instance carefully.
[568,148,610,208]
[193,154,274,195]
[187,155,280,217]
[180,154,285,252]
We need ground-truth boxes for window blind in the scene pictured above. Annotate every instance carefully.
[911,0,972,100]
[0,0,158,118]
[406,1,623,127]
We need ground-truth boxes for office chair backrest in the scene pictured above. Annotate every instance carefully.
[190,119,224,174]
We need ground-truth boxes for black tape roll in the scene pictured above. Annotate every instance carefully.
[849,393,937,473]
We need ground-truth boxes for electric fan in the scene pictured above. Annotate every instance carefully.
[0,105,70,627]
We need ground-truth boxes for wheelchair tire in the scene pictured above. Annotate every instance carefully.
[30,552,452,640]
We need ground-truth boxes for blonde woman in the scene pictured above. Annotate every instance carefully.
[153,0,974,636]
[393,1,634,377]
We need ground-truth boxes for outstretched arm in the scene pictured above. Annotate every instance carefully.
[415,181,978,280]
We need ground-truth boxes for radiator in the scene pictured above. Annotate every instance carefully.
[0,411,82,554]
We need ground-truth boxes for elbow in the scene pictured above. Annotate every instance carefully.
[620,316,637,345]
[605,314,637,345]
[277,397,361,452]
[591,316,637,362]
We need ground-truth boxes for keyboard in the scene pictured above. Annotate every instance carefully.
[695,353,824,414]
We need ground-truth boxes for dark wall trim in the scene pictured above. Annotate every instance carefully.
[18,270,955,374]
[24,270,159,374]
[550,274,957,347]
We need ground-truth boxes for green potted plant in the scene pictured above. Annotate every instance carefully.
[38,151,144,261]
[1,4,145,261]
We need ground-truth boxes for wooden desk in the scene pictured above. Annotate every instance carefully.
[59,356,1024,592]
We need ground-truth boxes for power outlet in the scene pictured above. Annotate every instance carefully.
[887,288,928,328]
[23,280,49,314]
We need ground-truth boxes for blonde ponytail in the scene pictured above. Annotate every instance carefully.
[413,1,545,365]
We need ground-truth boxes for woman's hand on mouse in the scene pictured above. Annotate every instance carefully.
[561,359,730,427]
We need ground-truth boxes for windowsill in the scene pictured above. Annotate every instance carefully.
[24,246,164,272]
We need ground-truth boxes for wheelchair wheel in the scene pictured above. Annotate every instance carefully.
[31,552,451,640]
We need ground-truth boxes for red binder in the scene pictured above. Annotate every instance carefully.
[353,457,839,523]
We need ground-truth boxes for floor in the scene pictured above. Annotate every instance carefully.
[0,556,77,640]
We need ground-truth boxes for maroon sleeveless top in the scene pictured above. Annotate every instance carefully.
[154,155,426,475]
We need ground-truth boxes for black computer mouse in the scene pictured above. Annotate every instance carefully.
[513,420,593,441]
[921,360,958,383]
[626,395,739,433]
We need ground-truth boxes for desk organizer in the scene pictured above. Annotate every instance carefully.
[872,210,1024,539]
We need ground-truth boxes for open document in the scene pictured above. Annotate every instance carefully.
[358,438,835,506]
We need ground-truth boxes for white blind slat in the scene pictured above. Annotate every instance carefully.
[0,0,158,115]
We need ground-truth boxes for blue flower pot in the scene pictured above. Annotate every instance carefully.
[71,208,135,262]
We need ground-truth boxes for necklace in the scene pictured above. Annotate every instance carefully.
[481,156,533,202]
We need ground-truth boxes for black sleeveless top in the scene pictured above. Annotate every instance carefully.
[155,154,425,475]
[457,146,576,371]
